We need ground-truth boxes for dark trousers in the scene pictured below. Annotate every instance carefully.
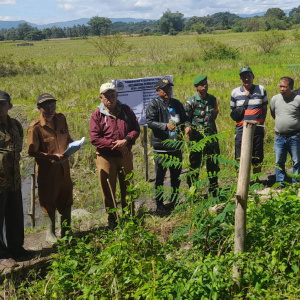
[235,126,264,166]
[154,150,182,205]
[187,139,220,194]
[0,190,24,258]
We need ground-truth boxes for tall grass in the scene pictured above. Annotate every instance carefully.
[1,31,300,206]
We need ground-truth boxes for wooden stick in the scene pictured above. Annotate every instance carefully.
[233,121,257,291]
[107,178,119,221]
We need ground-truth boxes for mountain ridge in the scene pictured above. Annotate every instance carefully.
[0,10,292,30]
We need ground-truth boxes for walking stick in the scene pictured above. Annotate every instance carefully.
[107,178,119,222]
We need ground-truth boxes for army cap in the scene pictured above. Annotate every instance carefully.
[239,66,253,75]
[193,75,207,85]
[0,90,11,102]
[36,93,57,106]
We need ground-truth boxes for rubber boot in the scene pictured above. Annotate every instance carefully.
[60,206,72,238]
[45,212,58,244]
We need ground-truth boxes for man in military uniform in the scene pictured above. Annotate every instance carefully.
[0,90,25,267]
[27,93,73,244]
[184,75,220,196]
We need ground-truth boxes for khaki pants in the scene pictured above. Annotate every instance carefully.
[96,152,134,221]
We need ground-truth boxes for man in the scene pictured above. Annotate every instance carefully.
[230,66,268,177]
[146,78,186,212]
[185,75,220,196]
[27,93,73,244]
[270,77,300,188]
[0,90,25,267]
[90,82,140,228]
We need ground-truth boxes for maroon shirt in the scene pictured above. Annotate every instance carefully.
[90,102,140,157]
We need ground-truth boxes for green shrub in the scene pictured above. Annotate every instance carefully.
[196,37,239,60]
[253,29,286,53]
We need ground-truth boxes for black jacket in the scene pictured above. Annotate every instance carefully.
[146,97,186,150]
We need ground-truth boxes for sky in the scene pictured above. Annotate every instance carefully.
[0,0,299,25]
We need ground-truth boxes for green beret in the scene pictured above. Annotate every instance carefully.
[193,75,207,85]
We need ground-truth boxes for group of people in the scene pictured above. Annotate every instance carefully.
[231,67,300,189]
[1,67,299,267]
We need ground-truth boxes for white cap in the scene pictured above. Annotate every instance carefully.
[100,82,116,94]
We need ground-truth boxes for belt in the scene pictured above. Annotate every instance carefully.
[275,130,300,137]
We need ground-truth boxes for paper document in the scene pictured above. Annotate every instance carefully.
[63,137,85,157]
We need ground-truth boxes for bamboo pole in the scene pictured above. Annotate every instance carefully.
[143,125,149,181]
[233,121,257,290]
[106,178,119,222]
[29,173,36,228]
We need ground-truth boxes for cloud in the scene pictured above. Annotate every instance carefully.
[58,3,74,10]
[0,16,15,20]
[0,0,16,4]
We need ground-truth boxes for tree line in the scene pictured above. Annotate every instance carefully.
[1,6,300,41]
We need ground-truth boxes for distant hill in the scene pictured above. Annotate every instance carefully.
[0,17,153,30]
[0,10,293,30]
[238,9,291,18]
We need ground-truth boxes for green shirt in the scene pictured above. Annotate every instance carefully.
[184,93,218,136]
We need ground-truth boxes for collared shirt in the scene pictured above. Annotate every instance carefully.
[230,84,268,127]
[27,112,72,165]
[0,116,23,192]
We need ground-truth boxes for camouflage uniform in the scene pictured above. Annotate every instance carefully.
[0,116,24,258]
[184,93,220,194]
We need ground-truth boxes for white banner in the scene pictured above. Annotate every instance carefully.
[113,75,173,125]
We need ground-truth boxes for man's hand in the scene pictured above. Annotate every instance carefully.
[167,123,176,131]
[52,153,68,162]
[112,139,129,156]
[185,127,192,136]
[112,139,127,150]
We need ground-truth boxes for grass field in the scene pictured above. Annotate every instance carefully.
[2,30,300,299]
[1,30,300,207]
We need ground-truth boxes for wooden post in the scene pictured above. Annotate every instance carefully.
[233,121,257,290]
[30,173,36,228]
[143,125,149,181]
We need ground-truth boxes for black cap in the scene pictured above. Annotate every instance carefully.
[36,93,57,105]
[156,77,173,90]
[0,90,11,102]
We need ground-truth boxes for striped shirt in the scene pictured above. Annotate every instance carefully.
[230,84,268,127]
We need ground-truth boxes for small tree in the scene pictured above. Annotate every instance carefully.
[254,30,285,53]
[89,34,133,66]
